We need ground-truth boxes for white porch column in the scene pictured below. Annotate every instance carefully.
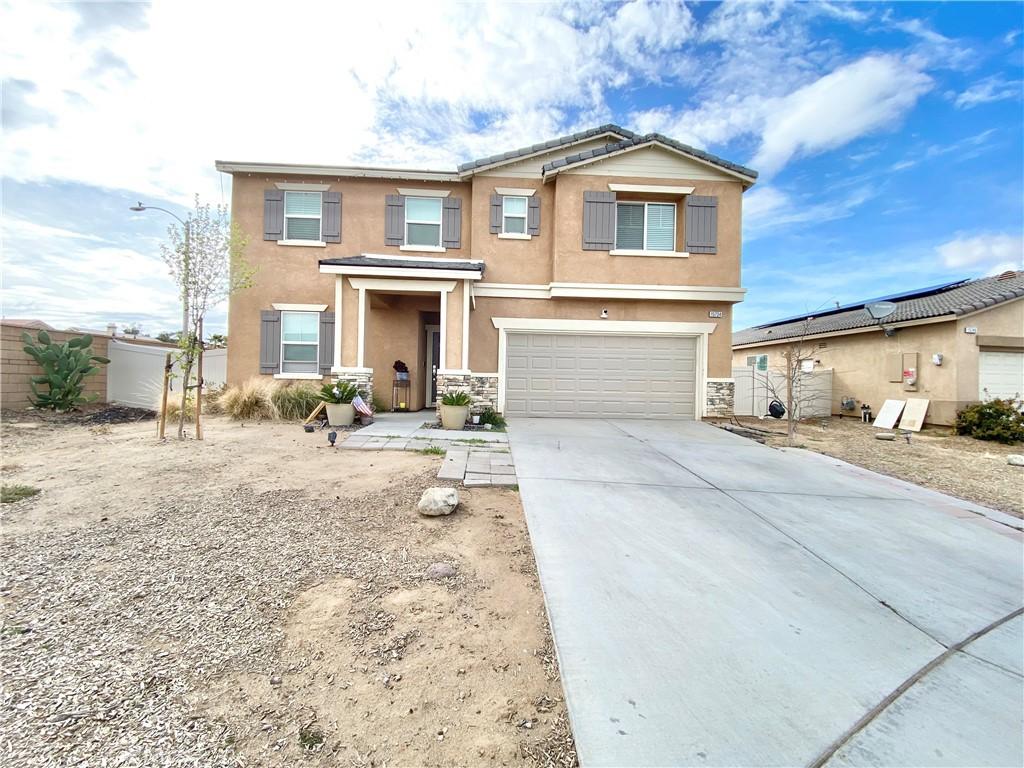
[461,280,470,371]
[356,287,366,369]
[332,276,343,372]
[439,287,448,371]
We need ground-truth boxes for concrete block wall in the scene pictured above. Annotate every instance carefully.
[1,324,110,408]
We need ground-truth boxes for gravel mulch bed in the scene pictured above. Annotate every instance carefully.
[0,476,443,767]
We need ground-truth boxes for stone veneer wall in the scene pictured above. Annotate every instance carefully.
[332,370,374,400]
[705,380,735,417]
[435,373,499,415]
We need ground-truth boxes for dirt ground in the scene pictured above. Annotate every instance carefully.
[727,415,1023,517]
[0,407,576,767]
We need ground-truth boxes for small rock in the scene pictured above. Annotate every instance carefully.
[1008,454,1024,467]
[424,562,457,580]
[417,487,459,516]
[270,674,282,686]
[875,432,897,441]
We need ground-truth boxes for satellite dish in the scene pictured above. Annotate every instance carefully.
[865,301,897,321]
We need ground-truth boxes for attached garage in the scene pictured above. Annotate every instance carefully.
[979,350,1024,401]
[503,332,699,419]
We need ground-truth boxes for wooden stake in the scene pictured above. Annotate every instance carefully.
[158,352,172,439]
[304,401,326,424]
[194,319,204,440]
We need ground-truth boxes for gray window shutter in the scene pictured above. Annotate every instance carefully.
[318,311,334,374]
[686,195,718,254]
[489,194,502,234]
[582,191,616,250]
[259,310,281,374]
[322,192,341,243]
[263,190,284,241]
[384,194,404,246]
[442,197,462,248]
[527,195,541,236]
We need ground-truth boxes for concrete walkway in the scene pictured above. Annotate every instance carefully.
[508,418,1023,767]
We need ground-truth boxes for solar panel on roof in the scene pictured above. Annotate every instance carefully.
[755,278,969,329]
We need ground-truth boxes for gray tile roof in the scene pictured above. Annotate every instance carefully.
[457,124,636,172]
[541,132,759,180]
[734,272,1024,347]
[319,255,484,273]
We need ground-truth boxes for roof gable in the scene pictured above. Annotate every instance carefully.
[457,124,635,175]
[560,144,740,182]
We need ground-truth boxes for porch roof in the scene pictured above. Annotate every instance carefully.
[318,255,485,276]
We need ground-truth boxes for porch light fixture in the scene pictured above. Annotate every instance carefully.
[600,309,609,319]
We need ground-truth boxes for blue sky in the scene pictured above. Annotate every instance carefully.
[2,0,1022,336]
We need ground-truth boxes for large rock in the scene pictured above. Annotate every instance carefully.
[875,432,897,441]
[417,487,459,516]
[424,562,457,580]
[1008,454,1024,467]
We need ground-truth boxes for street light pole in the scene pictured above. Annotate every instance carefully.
[129,202,190,339]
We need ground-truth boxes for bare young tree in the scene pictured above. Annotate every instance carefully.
[756,318,832,443]
[160,197,253,439]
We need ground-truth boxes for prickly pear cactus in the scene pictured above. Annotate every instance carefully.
[20,330,111,411]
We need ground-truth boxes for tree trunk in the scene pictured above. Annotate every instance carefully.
[177,338,195,440]
[786,346,796,444]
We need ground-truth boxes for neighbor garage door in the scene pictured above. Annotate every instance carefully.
[979,350,1024,401]
[504,333,697,419]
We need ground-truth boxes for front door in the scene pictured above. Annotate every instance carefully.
[425,325,441,406]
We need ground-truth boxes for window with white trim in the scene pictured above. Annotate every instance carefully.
[405,197,443,247]
[746,354,768,371]
[502,195,528,234]
[615,202,676,251]
[281,311,319,373]
[284,191,322,241]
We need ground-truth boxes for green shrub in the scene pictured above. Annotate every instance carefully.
[218,378,278,421]
[441,391,471,407]
[371,392,390,413]
[272,384,321,421]
[1,484,40,503]
[318,380,360,404]
[21,330,110,411]
[478,407,506,430]
[955,399,1024,444]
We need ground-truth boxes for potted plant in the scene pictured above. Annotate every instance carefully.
[318,380,360,426]
[439,391,471,430]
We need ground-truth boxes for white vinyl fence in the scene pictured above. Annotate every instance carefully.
[106,339,226,409]
[732,366,833,419]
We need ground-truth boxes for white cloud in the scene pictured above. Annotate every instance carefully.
[952,76,1022,109]
[936,233,1024,271]
[751,54,932,176]
[743,184,875,239]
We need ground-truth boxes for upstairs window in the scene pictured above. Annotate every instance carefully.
[281,311,319,374]
[615,202,676,251]
[284,191,322,241]
[405,197,443,247]
[502,196,528,234]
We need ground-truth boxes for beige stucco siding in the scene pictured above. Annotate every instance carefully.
[470,176,554,285]
[550,173,743,286]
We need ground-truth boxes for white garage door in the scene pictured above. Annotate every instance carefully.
[504,333,697,419]
[979,350,1024,401]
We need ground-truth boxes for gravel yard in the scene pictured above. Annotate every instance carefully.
[0,411,575,767]
[726,416,1023,517]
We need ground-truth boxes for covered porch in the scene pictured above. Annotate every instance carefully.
[318,255,487,412]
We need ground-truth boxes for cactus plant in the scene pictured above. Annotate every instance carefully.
[21,330,110,411]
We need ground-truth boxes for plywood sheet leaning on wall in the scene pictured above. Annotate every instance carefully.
[873,399,906,429]
[898,398,930,432]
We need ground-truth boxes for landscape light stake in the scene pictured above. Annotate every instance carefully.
[158,352,172,439]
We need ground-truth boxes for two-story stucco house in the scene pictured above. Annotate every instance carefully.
[215,125,757,419]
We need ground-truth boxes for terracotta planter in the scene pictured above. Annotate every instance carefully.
[325,402,355,426]
[440,404,469,430]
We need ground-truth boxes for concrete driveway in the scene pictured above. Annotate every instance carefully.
[508,418,1023,767]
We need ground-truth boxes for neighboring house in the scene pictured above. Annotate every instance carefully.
[216,125,757,419]
[732,272,1024,425]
